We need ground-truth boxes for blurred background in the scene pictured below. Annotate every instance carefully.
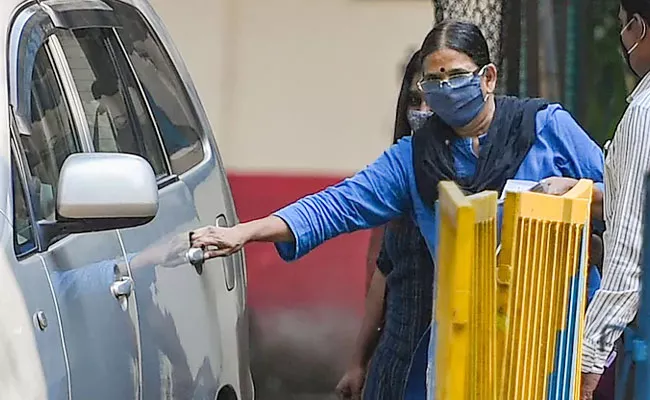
[147,0,633,398]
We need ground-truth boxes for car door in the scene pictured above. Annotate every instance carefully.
[41,2,243,398]
[116,1,253,393]
[104,1,249,398]
[8,3,143,399]
[8,131,69,400]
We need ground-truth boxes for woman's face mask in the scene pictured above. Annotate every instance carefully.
[407,109,434,132]
[418,65,488,128]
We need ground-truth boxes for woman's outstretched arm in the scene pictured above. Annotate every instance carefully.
[191,215,293,258]
[192,139,413,260]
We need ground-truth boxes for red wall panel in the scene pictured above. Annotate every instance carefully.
[227,172,371,315]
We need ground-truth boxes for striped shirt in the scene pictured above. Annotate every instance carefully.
[581,72,650,374]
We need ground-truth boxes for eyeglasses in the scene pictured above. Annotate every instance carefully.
[417,65,487,93]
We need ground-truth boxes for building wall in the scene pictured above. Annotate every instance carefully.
[149,0,434,396]
[151,0,433,172]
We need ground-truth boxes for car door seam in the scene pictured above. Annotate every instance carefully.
[116,230,144,400]
[37,254,73,399]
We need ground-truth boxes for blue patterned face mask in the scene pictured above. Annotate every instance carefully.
[418,66,488,128]
[407,109,434,132]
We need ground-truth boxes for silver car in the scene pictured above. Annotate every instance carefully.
[0,0,253,399]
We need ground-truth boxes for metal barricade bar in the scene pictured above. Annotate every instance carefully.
[430,180,592,400]
[499,180,592,400]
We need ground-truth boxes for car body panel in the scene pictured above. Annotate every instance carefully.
[0,1,252,398]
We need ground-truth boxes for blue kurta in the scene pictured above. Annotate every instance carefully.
[273,104,604,399]
[274,104,604,261]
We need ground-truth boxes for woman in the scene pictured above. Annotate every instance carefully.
[190,20,605,395]
[335,50,437,400]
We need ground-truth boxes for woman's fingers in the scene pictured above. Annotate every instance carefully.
[191,226,218,240]
[335,384,350,399]
[190,233,213,244]
[204,246,237,259]
[192,237,223,249]
[189,226,243,258]
[192,234,224,247]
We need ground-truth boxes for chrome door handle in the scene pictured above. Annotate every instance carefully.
[186,247,205,266]
[186,247,204,275]
[110,276,133,298]
[110,276,133,311]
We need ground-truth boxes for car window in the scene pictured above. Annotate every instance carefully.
[12,160,36,257]
[56,28,169,178]
[20,45,80,222]
[111,1,205,174]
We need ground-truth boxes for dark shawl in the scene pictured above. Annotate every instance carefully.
[412,96,550,206]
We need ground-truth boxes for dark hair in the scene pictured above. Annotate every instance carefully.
[621,0,650,22]
[386,51,424,232]
[420,20,491,69]
[393,50,422,143]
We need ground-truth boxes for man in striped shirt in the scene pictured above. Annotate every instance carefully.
[544,1,650,398]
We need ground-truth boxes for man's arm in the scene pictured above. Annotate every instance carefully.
[581,106,649,374]
[591,185,603,222]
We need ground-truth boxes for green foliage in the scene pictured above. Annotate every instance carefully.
[581,0,633,145]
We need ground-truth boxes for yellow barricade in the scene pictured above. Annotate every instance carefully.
[468,191,499,400]
[498,180,592,400]
[433,182,498,400]
[432,180,592,400]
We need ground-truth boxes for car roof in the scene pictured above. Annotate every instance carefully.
[0,0,149,31]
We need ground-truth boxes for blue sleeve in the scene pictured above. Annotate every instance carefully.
[544,107,604,184]
[273,139,412,261]
[50,259,118,298]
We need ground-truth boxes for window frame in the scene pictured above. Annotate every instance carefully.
[25,38,85,186]
[54,26,173,179]
[7,1,180,253]
[10,109,40,260]
[107,0,209,175]
[8,5,90,252]
[110,26,175,176]
[10,1,181,187]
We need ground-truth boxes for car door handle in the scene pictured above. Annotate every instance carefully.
[186,247,205,270]
[110,276,133,298]
[110,276,133,311]
[186,247,205,266]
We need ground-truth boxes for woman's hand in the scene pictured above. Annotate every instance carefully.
[532,177,604,221]
[190,225,249,259]
[190,216,294,260]
[335,365,366,399]
[535,177,579,195]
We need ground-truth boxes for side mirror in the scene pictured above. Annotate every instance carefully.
[38,153,159,247]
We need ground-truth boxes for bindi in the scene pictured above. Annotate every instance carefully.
[439,67,445,73]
